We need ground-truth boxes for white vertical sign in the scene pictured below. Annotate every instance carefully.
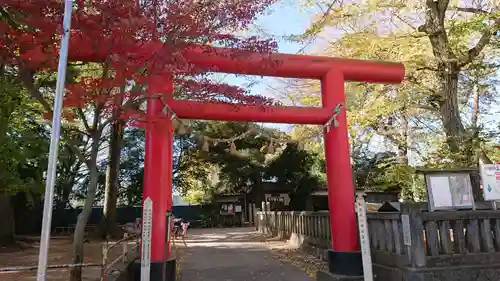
[480,164,500,201]
[401,214,412,246]
[141,197,153,281]
[356,193,373,281]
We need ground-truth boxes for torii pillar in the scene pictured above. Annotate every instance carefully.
[135,74,175,281]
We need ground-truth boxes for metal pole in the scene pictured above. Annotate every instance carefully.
[36,2,73,281]
[162,212,172,281]
[166,212,172,254]
[1,263,101,273]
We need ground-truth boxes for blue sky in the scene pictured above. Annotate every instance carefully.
[255,3,314,54]
[217,3,320,131]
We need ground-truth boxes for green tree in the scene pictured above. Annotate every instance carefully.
[0,69,49,244]
[174,121,271,201]
[265,143,324,210]
[287,0,500,186]
[118,127,146,206]
[310,0,498,160]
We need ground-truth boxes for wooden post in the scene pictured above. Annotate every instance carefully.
[261,202,267,233]
[249,202,253,224]
[401,203,426,267]
[122,233,128,263]
[356,193,373,281]
[101,243,108,281]
[252,203,256,222]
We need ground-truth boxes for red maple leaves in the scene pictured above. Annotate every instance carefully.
[1,0,279,123]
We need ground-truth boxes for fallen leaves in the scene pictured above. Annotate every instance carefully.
[263,239,327,280]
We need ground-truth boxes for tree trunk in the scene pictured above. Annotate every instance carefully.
[58,147,80,209]
[69,134,100,281]
[438,66,465,153]
[0,75,18,244]
[397,107,409,165]
[470,86,494,165]
[102,120,124,239]
[471,84,479,129]
[421,1,468,154]
[0,194,15,246]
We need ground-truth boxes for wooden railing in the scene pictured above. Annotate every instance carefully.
[368,207,500,268]
[255,211,331,250]
[256,206,500,269]
[54,224,99,235]
[0,233,139,280]
[100,233,140,281]
[421,211,500,255]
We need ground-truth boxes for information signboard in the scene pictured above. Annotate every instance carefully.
[426,173,474,211]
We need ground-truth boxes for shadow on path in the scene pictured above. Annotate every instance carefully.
[178,227,313,281]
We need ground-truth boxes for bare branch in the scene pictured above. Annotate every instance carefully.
[457,1,500,67]
[65,125,90,137]
[98,96,145,132]
[76,108,92,133]
[449,7,489,14]
[19,69,52,112]
[411,103,439,112]
[394,13,419,30]
[416,66,439,72]
[459,23,499,66]
[64,137,92,168]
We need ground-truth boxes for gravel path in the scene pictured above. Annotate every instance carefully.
[178,227,313,281]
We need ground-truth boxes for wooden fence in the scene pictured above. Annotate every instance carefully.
[368,207,500,268]
[255,211,331,247]
[255,206,500,281]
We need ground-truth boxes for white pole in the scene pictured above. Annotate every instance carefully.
[356,193,373,281]
[36,2,73,281]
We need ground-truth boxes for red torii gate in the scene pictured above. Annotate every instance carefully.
[69,41,404,280]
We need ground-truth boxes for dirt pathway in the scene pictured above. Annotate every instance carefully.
[178,227,313,281]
